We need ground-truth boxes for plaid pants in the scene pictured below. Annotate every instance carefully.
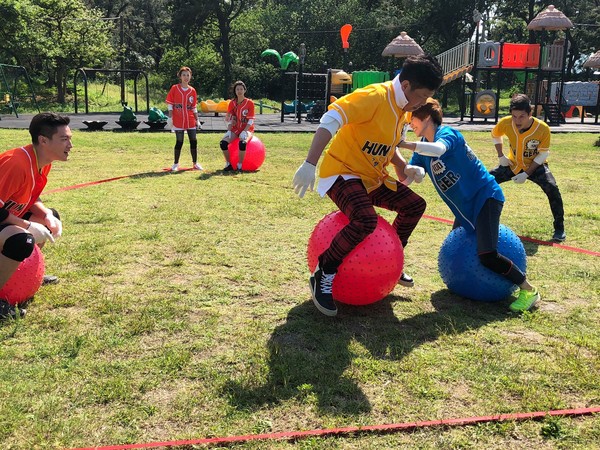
[319,177,426,272]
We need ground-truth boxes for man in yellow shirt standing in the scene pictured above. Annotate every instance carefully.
[490,94,566,243]
[292,55,444,316]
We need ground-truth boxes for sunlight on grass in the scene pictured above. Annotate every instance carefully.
[0,129,598,449]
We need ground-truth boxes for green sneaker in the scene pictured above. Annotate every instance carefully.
[509,287,540,312]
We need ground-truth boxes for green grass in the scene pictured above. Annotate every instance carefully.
[0,129,599,449]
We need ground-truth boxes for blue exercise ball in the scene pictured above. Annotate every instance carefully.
[438,225,527,302]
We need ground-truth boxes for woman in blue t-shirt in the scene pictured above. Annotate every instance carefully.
[397,98,539,312]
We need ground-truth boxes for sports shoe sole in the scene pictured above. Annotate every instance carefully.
[398,278,414,288]
[309,279,337,317]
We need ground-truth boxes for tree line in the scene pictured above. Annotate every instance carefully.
[1,0,599,105]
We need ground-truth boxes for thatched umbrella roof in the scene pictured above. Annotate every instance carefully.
[583,50,600,69]
[382,32,424,57]
[527,5,573,31]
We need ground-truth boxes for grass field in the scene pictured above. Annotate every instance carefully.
[0,129,599,449]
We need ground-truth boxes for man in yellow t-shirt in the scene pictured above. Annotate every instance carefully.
[490,94,565,243]
[292,54,443,316]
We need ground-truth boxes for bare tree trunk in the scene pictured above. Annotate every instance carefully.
[56,65,66,104]
[216,8,233,99]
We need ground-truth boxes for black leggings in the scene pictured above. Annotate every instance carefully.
[454,198,525,286]
[490,163,564,232]
[174,129,198,164]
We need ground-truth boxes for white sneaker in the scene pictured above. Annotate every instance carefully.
[193,163,203,170]
[171,163,179,172]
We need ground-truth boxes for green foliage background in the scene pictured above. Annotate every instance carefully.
[0,0,599,109]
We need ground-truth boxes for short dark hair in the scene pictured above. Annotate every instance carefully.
[399,55,444,91]
[509,94,532,114]
[412,97,443,126]
[29,112,70,145]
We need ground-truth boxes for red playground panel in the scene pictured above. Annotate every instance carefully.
[502,43,540,69]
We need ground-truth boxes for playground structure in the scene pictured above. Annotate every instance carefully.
[277,5,599,127]
[74,68,149,114]
[455,5,599,125]
[0,64,40,118]
[200,99,230,115]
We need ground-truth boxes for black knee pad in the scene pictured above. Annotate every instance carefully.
[239,140,247,151]
[1,232,35,262]
[49,208,60,221]
[220,140,229,151]
[478,251,509,273]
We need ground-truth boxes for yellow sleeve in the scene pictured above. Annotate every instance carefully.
[491,116,508,138]
[538,124,551,151]
[328,86,384,126]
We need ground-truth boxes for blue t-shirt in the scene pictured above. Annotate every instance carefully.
[409,126,504,231]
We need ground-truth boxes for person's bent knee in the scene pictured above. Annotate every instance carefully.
[220,140,229,151]
[1,232,34,262]
[405,196,426,217]
[239,140,247,151]
[353,213,378,237]
[478,251,509,274]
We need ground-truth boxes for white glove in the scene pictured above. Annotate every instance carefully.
[196,119,202,130]
[404,165,425,183]
[292,161,316,198]
[27,222,55,244]
[44,212,62,238]
[512,172,529,184]
[166,117,173,129]
[239,131,248,141]
[498,155,511,167]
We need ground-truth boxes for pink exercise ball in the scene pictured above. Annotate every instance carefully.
[228,136,266,171]
[307,211,404,306]
[0,244,45,305]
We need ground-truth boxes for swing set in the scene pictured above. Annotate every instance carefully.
[0,64,40,118]
[73,68,149,114]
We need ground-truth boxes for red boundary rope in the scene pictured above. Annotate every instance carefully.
[44,174,599,257]
[68,407,600,450]
[44,168,192,195]
[42,174,599,448]
[422,214,600,257]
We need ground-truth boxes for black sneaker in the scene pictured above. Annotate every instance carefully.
[223,163,234,172]
[551,230,566,243]
[42,275,59,285]
[398,272,414,287]
[0,300,26,320]
[309,265,337,316]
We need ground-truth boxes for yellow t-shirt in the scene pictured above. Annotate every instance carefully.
[491,116,550,174]
[319,81,408,193]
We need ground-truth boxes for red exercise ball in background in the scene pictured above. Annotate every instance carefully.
[0,244,45,305]
[228,136,266,171]
[307,211,404,306]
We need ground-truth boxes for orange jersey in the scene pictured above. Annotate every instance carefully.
[228,98,255,134]
[0,144,50,217]
[166,84,198,129]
